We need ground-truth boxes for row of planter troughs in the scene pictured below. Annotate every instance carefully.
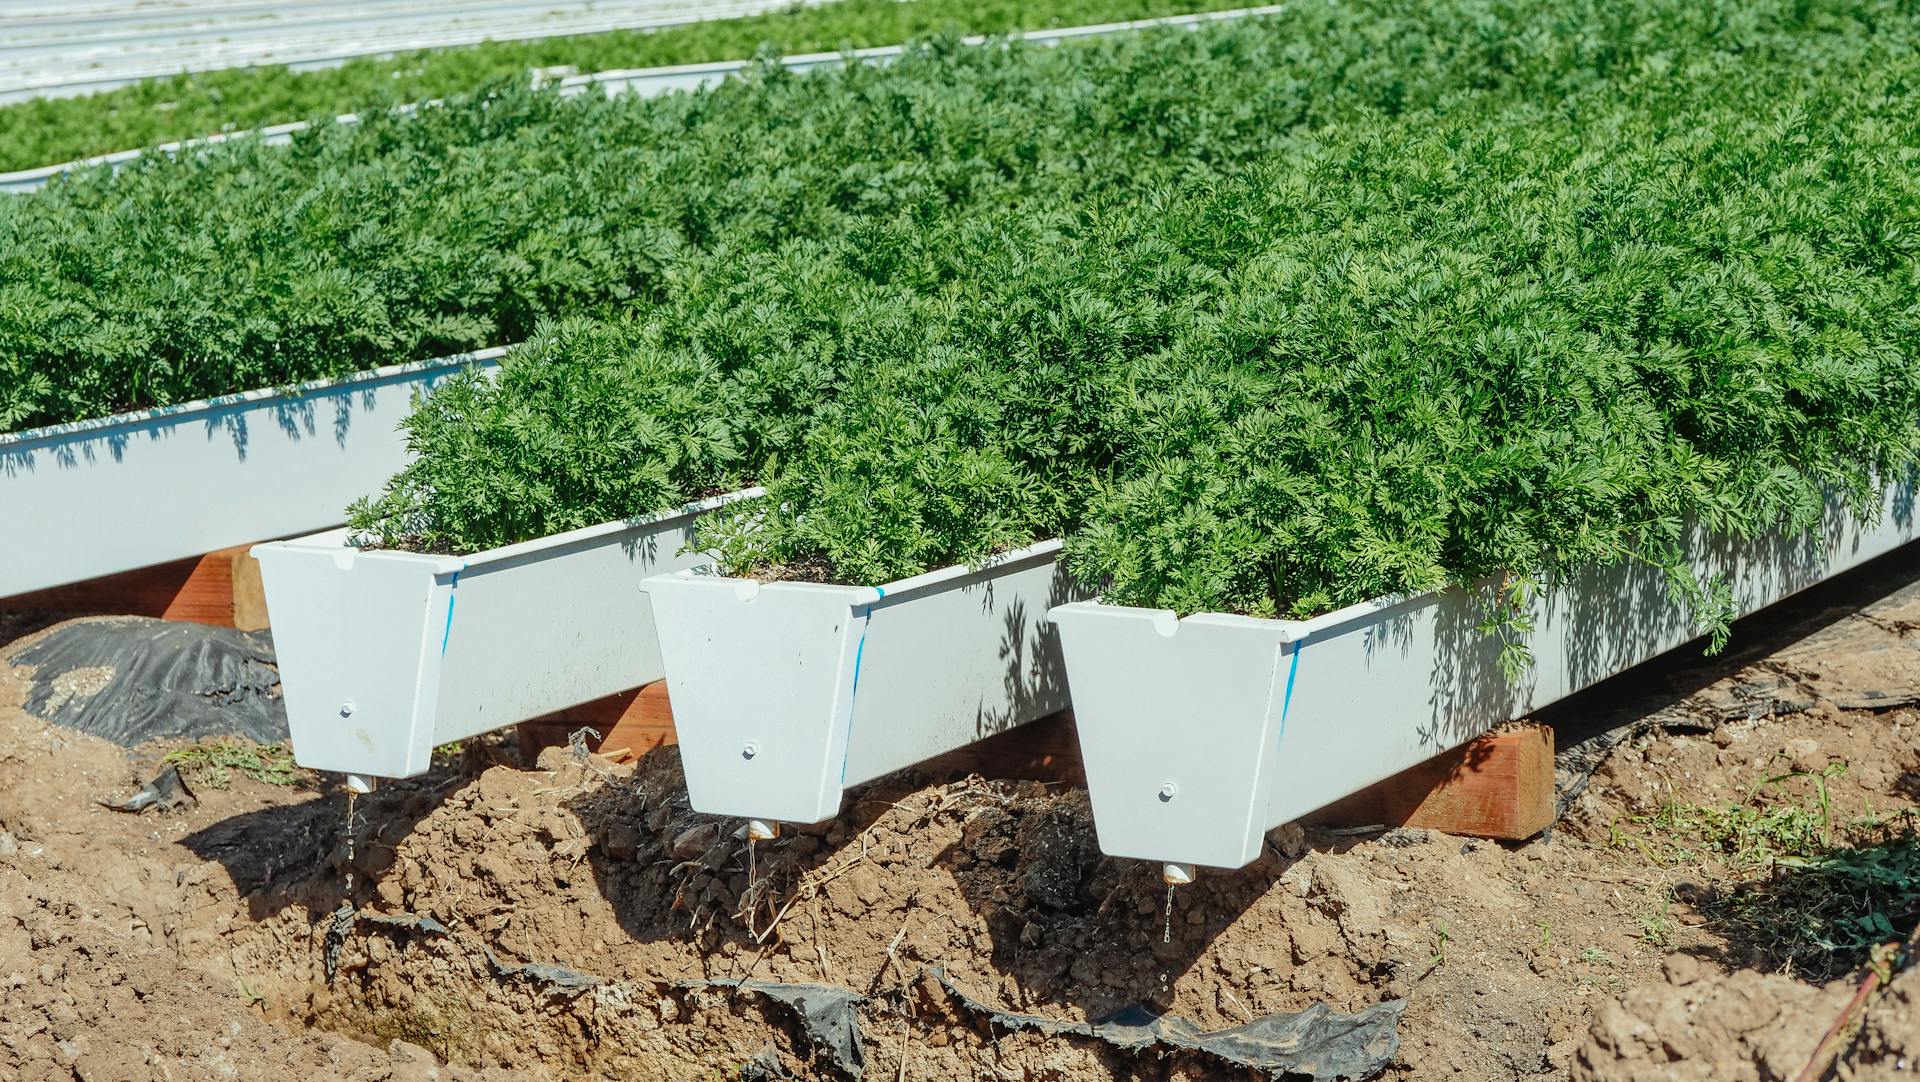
[251,470,1918,875]
[7,255,1915,880]
[5,8,1919,874]
[15,334,1911,874]
[0,6,1289,193]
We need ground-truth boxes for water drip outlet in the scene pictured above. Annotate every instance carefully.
[741,741,759,760]
[345,774,375,795]
[338,699,356,718]
[1158,781,1177,802]
[1162,862,1196,886]
[746,819,779,841]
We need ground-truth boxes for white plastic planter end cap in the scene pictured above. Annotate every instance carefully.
[647,541,1084,826]
[1049,608,1304,870]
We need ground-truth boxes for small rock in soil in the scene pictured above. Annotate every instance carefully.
[670,822,719,860]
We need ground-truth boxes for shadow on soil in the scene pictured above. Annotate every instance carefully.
[1538,543,1920,750]
[1683,824,1920,981]
[541,734,1284,1023]
[1539,544,1920,984]
[151,540,1920,1077]
[177,744,500,920]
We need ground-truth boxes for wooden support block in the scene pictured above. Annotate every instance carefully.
[1,546,269,630]
[1307,724,1555,840]
[920,711,1085,786]
[517,681,677,764]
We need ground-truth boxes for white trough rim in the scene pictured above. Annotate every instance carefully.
[0,344,507,599]
[1054,522,1920,655]
[267,484,767,570]
[1106,587,1443,646]
[0,5,1289,191]
[661,536,1065,596]
[0,345,506,452]
[1059,520,1909,642]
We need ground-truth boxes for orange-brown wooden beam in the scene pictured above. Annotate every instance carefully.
[1,545,268,630]
[1307,724,1556,840]
[517,681,679,764]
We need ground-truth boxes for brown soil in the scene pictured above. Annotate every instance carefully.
[3,564,1920,1080]
[1572,959,1920,1081]
[0,652,527,1082]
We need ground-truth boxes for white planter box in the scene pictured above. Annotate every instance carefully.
[645,540,1087,825]
[252,489,757,779]
[1052,483,1920,871]
[0,349,503,600]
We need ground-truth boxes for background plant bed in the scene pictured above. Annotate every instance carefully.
[0,349,503,601]
[252,489,757,778]
[644,539,1089,825]
[0,6,1282,194]
[1051,481,1920,871]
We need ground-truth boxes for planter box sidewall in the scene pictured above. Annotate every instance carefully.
[255,488,756,778]
[1056,482,1920,870]
[0,349,504,600]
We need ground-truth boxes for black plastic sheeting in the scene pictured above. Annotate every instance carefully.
[97,763,196,814]
[337,909,871,1074]
[740,1045,795,1081]
[688,979,867,1078]
[324,906,452,982]
[7,617,285,746]
[934,969,1404,1081]
[485,949,604,996]
[332,916,1397,1080]
[336,911,872,1076]
[329,909,605,998]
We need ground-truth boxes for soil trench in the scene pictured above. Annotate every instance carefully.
[3,562,1920,1080]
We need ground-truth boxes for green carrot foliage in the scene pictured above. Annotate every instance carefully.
[0,0,1254,173]
[3,0,1828,433]
[411,0,1920,642]
[29,0,1920,641]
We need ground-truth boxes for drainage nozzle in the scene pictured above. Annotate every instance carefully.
[746,819,779,842]
[1162,862,1196,886]
[345,774,376,795]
